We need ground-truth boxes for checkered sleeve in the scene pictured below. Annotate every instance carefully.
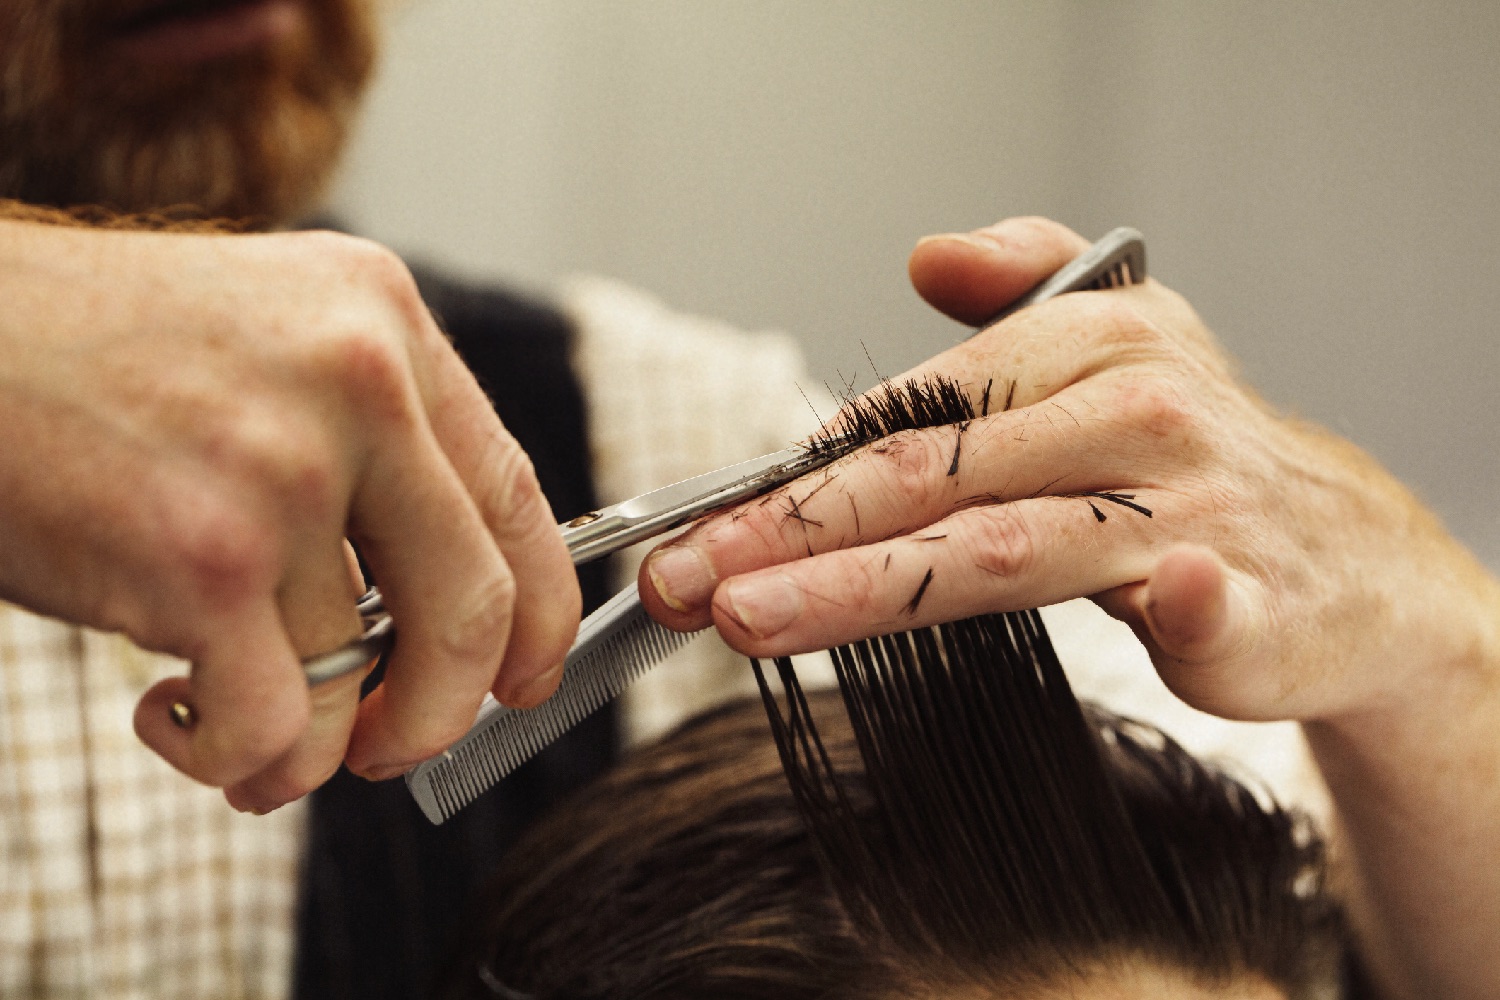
[0,604,304,1000]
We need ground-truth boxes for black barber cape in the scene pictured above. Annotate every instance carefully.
[293,269,616,1000]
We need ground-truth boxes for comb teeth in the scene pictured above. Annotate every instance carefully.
[1088,257,1136,289]
[405,587,702,823]
[978,226,1146,329]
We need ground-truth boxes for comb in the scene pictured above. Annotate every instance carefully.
[980,226,1145,326]
[405,585,698,822]
[403,226,1148,824]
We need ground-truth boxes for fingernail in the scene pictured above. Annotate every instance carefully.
[228,794,282,816]
[647,545,717,612]
[917,231,1003,254]
[722,575,803,640]
[501,660,564,709]
[362,761,416,782]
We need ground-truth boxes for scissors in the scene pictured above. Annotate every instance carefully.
[296,225,1148,686]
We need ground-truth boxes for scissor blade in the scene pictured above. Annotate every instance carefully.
[560,444,834,564]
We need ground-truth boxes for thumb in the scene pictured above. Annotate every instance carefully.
[908,216,1090,326]
[1095,545,1268,718]
[1143,545,1254,665]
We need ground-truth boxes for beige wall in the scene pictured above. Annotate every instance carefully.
[331,1,1500,565]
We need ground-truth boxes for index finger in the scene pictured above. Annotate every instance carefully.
[639,285,1174,630]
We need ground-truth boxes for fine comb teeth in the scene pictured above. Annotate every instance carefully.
[979,226,1145,328]
[405,586,701,823]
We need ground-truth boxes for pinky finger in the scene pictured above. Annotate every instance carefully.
[1094,544,1274,719]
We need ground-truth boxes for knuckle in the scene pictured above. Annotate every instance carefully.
[222,411,343,522]
[1113,376,1200,446]
[440,566,516,667]
[480,438,549,529]
[533,576,583,662]
[695,492,804,562]
[195,710,303,787]
[842,554,882,608]
[404,728,467,768]
[289,239,428,424]
[241,756,339,808]
[868,431,950,508]
[318,231,414,296]
[361,240,421,301]
[315,325,417,427]
[397,697,491,764]
[1037,293,1169,371]
[968,505,1037,580]
[341,238,434,336]
[284,227,361,263]
[1074,293,1160,347]
[165,501,278,607]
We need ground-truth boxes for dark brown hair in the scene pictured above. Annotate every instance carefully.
[441,612,1343,1000]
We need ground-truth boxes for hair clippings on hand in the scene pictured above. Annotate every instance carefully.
[165,227,1152,820]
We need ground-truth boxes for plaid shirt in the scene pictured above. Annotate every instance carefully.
[0,606,301,999]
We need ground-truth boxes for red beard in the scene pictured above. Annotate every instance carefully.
[0,0,376,225]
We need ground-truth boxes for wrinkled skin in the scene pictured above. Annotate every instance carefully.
[642,217,1500,999]
[0,220,582,810]
[643,217,1494,727]
[0,0,580,812]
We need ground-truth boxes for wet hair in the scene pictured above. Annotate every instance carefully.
[440,611,1344,1000]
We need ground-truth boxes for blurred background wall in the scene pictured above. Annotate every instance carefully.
[330,1,1500,566]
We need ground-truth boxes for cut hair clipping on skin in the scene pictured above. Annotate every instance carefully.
[805,372,986,459]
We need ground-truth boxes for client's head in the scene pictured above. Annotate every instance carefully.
[444,612,1343,1000]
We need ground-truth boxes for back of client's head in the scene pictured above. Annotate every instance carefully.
[442,611,1342,1000]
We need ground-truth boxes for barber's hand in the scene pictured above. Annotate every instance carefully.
[0,220,579,811]
[640,216,1498,726]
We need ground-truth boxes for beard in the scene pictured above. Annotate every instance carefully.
[0,0,376,226]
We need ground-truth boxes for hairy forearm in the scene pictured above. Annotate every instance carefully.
[1305,549,1500,1000]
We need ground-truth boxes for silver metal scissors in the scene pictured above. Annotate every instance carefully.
[301,441,845,683]
[299,226,1148,686]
